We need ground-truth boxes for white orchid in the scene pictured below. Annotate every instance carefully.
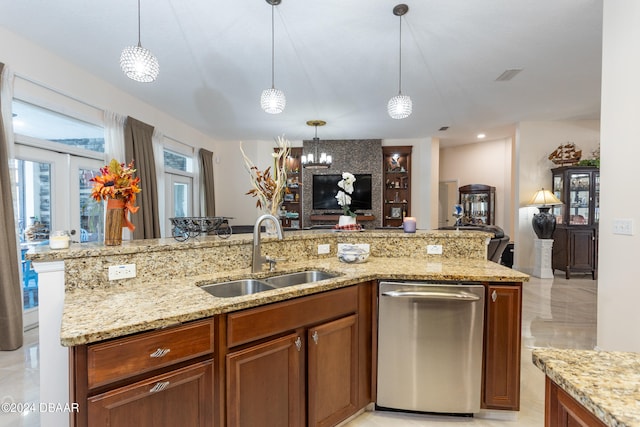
[336,172,357,217]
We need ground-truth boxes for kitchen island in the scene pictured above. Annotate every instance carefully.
[533,348,640,427]
[28,229,528,427]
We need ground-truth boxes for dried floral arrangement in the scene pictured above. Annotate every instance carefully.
[240,136,291,215]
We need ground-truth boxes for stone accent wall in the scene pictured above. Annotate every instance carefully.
[301,139,382,228]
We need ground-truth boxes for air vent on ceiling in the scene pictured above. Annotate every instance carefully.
[439,126,449,131]
[495,68,523,82]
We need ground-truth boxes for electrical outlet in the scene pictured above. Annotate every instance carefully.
[427,245,443,255]
[108,264,137,280]
[318,244,330,255]
[613,218,634,235]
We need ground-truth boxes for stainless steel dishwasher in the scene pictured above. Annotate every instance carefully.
[377,281,485,415]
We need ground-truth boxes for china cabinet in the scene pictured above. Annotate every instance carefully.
[382,146,412,227]
[459,184,496,225]
[279,147,302,229]
[550,166,599,279]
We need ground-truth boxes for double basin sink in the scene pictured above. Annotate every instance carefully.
[200,270,340,298]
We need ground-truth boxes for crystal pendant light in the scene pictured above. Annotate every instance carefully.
[120,0,159,83]
[388,4,412,119]
[261,0,286,114]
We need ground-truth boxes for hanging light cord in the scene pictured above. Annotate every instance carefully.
[270,4,276,89]
[136,0,142,47]
[397,14,403,94]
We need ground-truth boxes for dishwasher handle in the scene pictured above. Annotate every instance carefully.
[381,289,481,301]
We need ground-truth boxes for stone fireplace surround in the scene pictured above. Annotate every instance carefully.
[301,139,383,228]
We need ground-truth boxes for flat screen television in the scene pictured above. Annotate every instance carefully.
[312,174,372,210]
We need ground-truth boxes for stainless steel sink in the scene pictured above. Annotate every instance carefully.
[200,279,274,298]
[200,270,340,298]
[263,270,339,288]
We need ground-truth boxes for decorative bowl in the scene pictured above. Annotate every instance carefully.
[337,245,370,264]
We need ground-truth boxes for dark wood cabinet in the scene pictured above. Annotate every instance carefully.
[222,284,372,427]
[545,377,606,427]
[482,283,522,410]
[551,166,599,279]
[382,146,412,228]
[459,184,496,225]
[70,318,215,427]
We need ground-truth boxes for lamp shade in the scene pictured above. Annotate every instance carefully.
[528,188,562,206]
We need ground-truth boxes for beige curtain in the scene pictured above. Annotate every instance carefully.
[0,62,23,350]
[199,149,215,216]
[124,117,161,239]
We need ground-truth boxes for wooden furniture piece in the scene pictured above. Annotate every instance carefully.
[220,283,374,427]
[70,318,215,427]
[382,146,412,227]
[551,166,599,279]
[309,214,375,222]
[459,184,496,225]
[280,147,303,229]
[482,283,522,410]
[545,377,606,427]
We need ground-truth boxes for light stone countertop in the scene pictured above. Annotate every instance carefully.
[60,256,528,347]
[533,348,640,427]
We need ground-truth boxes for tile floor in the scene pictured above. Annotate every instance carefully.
[0,273,597,427]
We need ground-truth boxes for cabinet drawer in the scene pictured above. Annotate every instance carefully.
[87,318,214,389]
[227,286,358,348]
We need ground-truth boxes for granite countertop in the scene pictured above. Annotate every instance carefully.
[533,348,640,427]
[61,256,528,347]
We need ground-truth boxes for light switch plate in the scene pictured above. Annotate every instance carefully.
[317,244,331,255]
[108,264,137,280]
[613,218,634,235]
[427,245,443,255]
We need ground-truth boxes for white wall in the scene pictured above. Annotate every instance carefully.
[514,120,600,274]
[440,138,513,236]
[597,2,640,352]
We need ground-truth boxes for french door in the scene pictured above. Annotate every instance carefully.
[15,144,105,329]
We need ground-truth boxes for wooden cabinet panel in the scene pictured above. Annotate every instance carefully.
[87,318,214,389]
[307,314,358,427]
[482,284,522,410]
[226,332,303,427]
[87,360,213,427]
[545,377,606,427]
[227,286,358,348]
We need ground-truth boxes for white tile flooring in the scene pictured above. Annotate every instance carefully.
[0,273,597,427]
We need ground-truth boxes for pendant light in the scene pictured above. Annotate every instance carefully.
[120,0,159,83]
[301,120,331,169]
[387,4,412,119]
[260,0,286,114]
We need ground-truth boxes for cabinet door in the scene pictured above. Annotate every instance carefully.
[307,314,358,427]
[569,228,596,273]
[483,284,522,410]
[226,332,303,427]
[87,360,213,427]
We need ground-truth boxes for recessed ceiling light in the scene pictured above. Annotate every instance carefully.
[477,133,486,139]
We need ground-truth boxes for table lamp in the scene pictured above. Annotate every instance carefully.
[528,188,563,239]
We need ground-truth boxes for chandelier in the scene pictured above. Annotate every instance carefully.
[260,0,286,114]
[120,0,159,83]
[387,4,412,119]
[302,120,331,169]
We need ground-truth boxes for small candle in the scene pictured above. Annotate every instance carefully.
[403,217,416,233]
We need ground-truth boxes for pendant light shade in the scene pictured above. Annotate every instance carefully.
[388,4,412,119]
[261,0,286,114]
[120,0,158,83]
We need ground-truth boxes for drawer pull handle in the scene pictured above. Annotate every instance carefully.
[312,331,319,344]
[491,290,497,302]
[150,381,170,393]
[295,336,302,351]
[150,348,171,358]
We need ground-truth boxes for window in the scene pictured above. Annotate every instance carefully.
[163,142,197,237]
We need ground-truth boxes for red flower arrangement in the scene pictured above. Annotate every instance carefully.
[91,159,141,232]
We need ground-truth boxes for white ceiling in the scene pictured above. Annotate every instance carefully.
[0,0,603,145]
